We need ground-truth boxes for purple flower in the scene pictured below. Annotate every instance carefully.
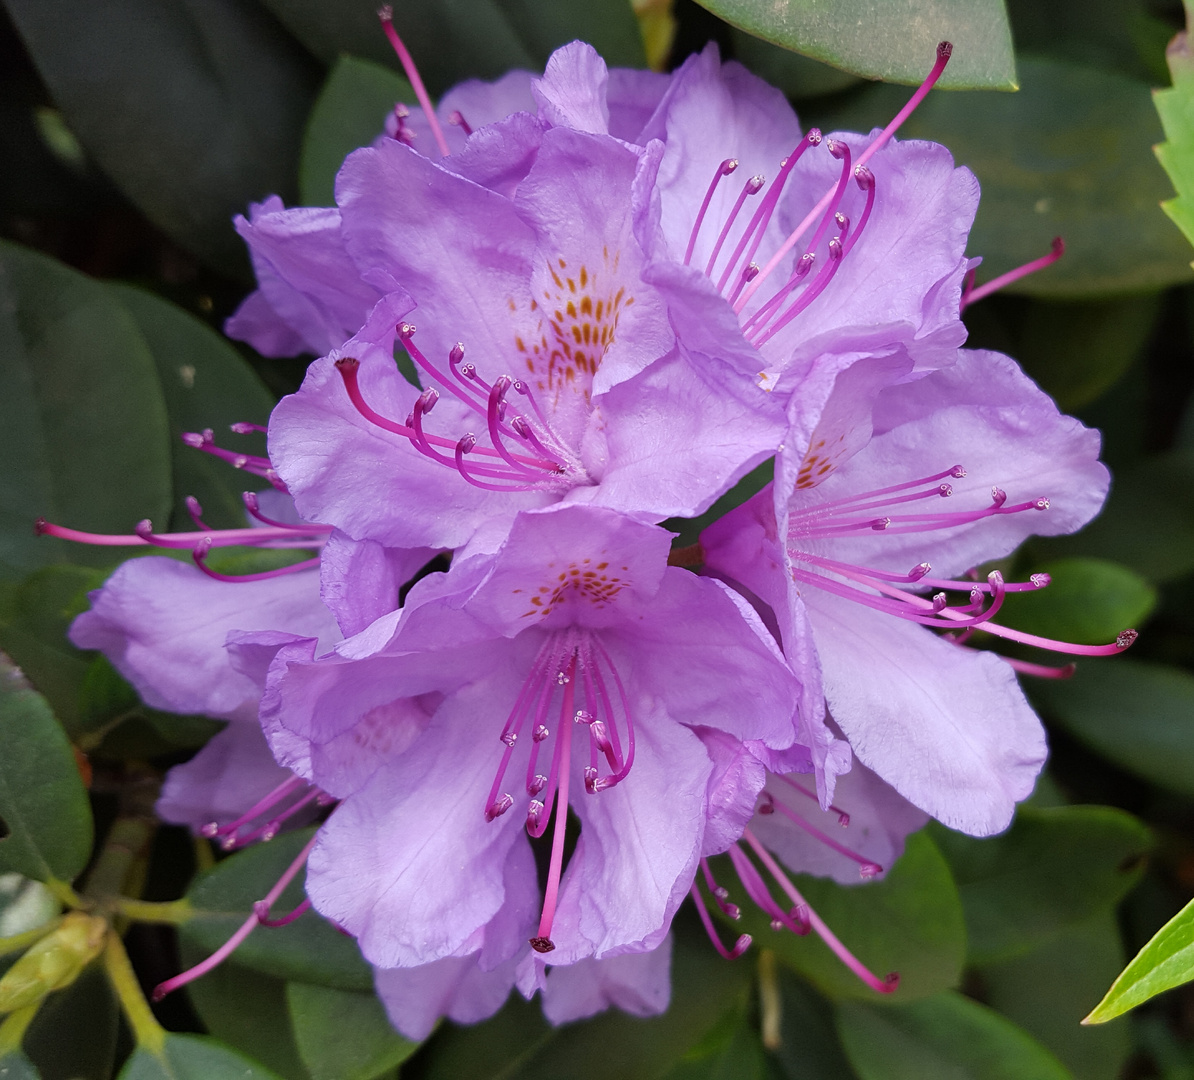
[256,504,802,984]
[702,348,1124,834]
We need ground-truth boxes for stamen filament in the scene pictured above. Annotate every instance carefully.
[690,883,751,960]
[378,6,450,157]
[766,795,881,878]
[962,237,1064,308]
[686,158,738,265]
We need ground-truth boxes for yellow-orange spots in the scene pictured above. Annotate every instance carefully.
[795,432,849,489]
[519,557,630,619]
[516,250,634,405]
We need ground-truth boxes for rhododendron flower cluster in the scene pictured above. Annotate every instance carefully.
[46,16,1132,1042]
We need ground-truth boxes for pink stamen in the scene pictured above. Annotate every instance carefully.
[767,794,881,878]
[531,654,577,954]
[705,174,766,278]
[742,829,898,994]
[153,831,320,1001]
[229,421,267,434]
[1002,657,1077,679]
[253,897,311,928]
[686,158,738,265]
[192,536,321,584]
[700,857,742,919]
[201,776,306,841]
[776,773,850,824]
[727,844,810,935]
[448,110,472,136]
[378,6,450,157]
[690,883,751,960]
[962,237,1065,309]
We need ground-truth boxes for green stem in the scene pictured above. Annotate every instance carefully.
[103,931,165,1054]
[0,1003,40,1055]
[758,948,782,1050]
[113,897,192,925]
[84,817,155,903]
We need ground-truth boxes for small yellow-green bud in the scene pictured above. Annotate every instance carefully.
[0,912,107,1013]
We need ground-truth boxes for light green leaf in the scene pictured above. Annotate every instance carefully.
[981,913,1131,1080]
[287,982,417,1080]
[1153,7,1194,258]
[931,806,1152,964]
[836,991,1073,1080]
[4,0,319,273]
[180,829,373,991]
[715,831,966,1002]
[657,997,768,1080]
[1031,660,1194,799]
[0,658,93,885]
[108,284,276,533]
[22,964,118,1080]
[300,57,414,207]
[996,558,1157,647]
[1085,893,1194,1023]
[0,241,171,581]
[118,1034,285,1080]
[692,0,1014,89]
[810,57,1194,297]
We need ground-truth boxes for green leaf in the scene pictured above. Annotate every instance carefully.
[107,284,277,533]
[0,1050,41,1079]
[3,0,319,273]
[1031,449,1194,582]
[692,0,1015,89]
[300,57,414,207]
[0,565,107,733]
[766,968,862,1080]
[118,1034,285,1080]
[180,829,373,991]
[0,874,57,940]
[980,913,1131,1080]
[0,241,172,581]
[995,558,1157,646]
[1085,893,1194,1023]
[23,963,118,1080]
[930,805,1152,964]
[1031,659,1194,799]
[729,30,863,101]
[1153,10,1194,259]
[836,991,1073,1080]
[262,0,644,97]
[180,943,312,1080]
[657,997,769,1080]
[287,982,417,1080]
[0,658,93,884]
[715,831,965,1002]
[809,57,1194,297]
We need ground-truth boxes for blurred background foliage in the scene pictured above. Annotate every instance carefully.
[1,0,1193,1077]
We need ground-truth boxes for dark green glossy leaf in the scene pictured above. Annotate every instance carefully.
[729,30,863,101]
[1032,450,1194,582]
[3,0,320,273]
[0,1050,41,1079]
[996,558,1156,647]
[1011,295,1162,411]
[1085,893,1194,1023]
[809,57,1194,297]
[23,963,117,1080]
[181,829,372,991]
[657,996,768,1080]
[1031,659,1194,799]
[0,241,171,581]
[300,57,414,207]
[262,0,644,97]
[180,943,311,1080]
[108,284,276,533]
[836,991,1072,1080]
[0,875,56,940]
[694,0,1014,89]
[119,1034,285,1080]
[716,831,965,1002]
[0,658,93,884]
[930,805,1152,964]
[981,913,1131,1080]
[287,982,417,1080]
[767,968,862,1080]
[0,565,106,733]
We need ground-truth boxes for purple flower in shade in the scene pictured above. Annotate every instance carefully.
[701,348,1133,835]
[253,503,802,1014]
[689,755,927,993]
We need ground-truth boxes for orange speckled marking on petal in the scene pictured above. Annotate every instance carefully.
[520,557,631,618]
